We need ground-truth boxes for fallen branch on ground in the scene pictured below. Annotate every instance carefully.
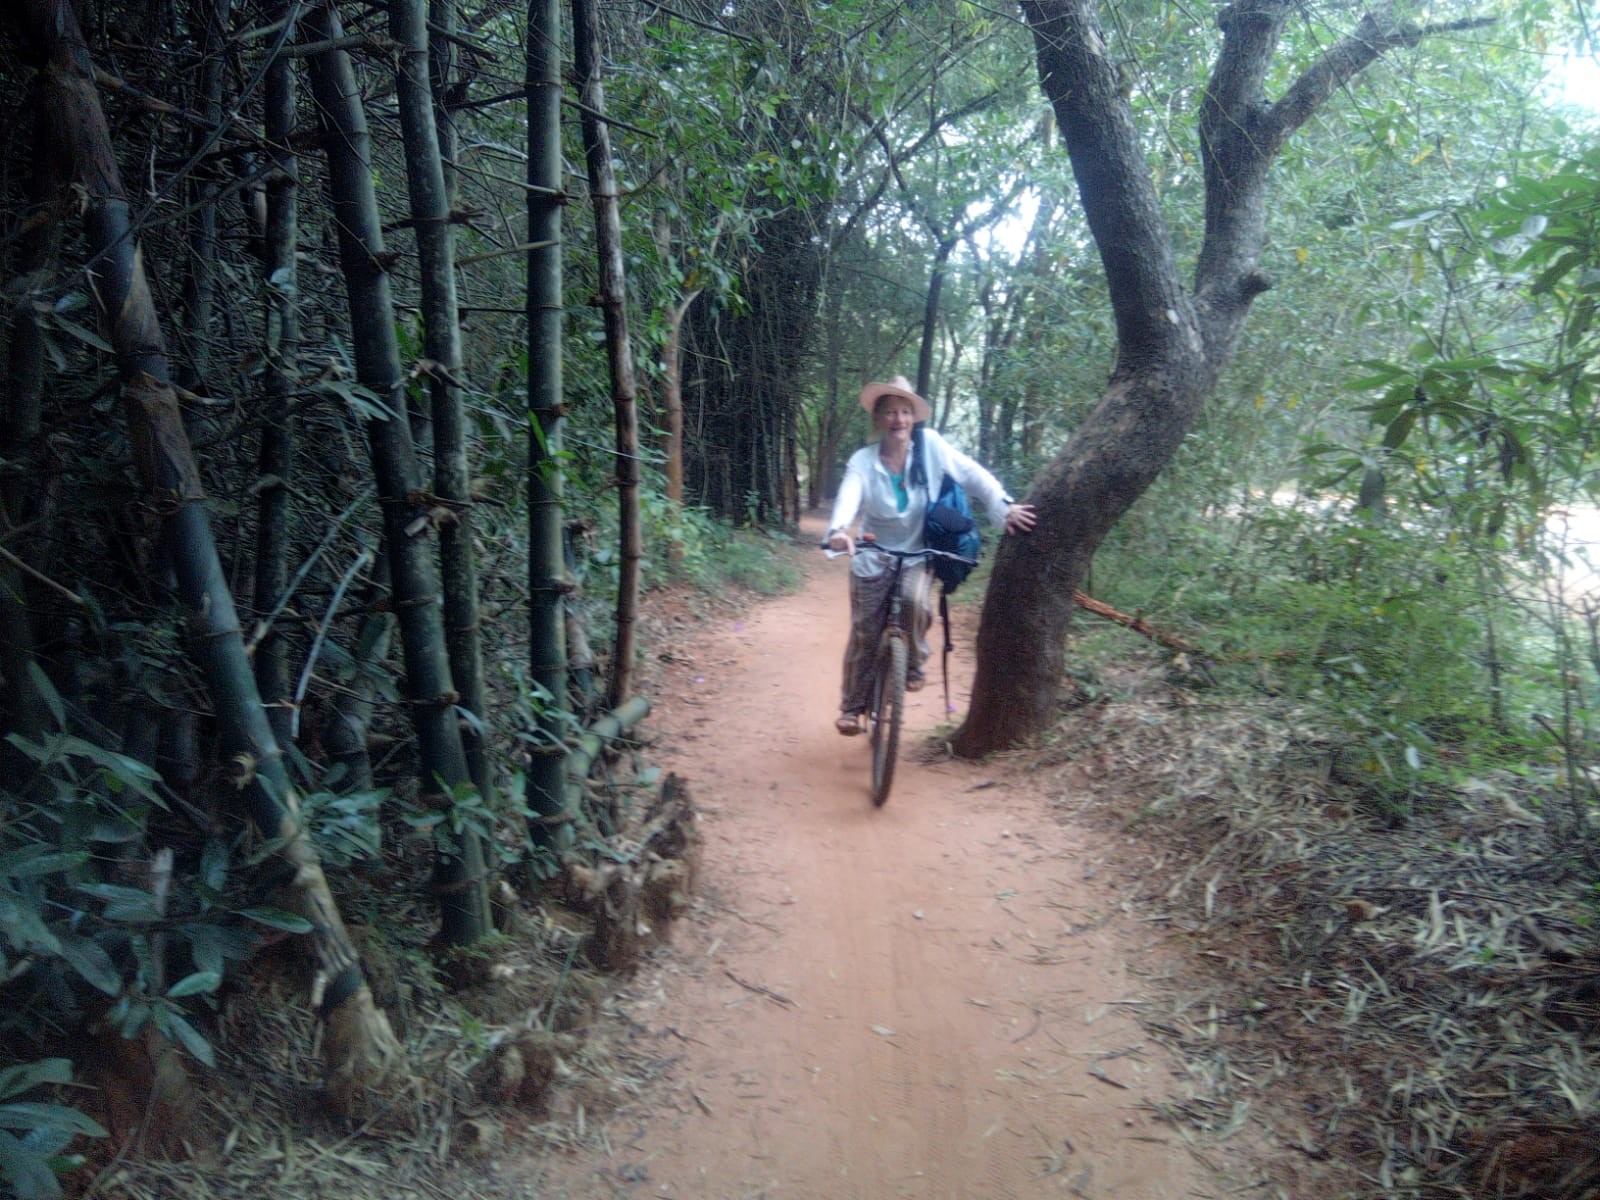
[1073,590,1198,655]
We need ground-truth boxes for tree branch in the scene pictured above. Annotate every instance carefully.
[1265,11,1496,149]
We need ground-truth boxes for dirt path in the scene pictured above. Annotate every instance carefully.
[528,518,1216,1199]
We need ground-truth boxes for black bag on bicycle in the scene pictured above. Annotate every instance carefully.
[924,473,980,594]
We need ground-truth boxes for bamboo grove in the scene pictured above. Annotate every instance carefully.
[0,3,1036,1143]
[0,0,729,1151]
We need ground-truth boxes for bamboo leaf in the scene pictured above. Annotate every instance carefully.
[0,888,61,954]
[236,907,312,933]
[165,970,221,999]
[0,1062,72,1104]
[54,738,162,803]
[0,1128,63,1200]
[160,1011,216,1067]
[0,1105,107,1139]
[54,934,122,996]
[0,849,88,880]
[199,839,228,894]
[47,316,113,355]
[73,883,161,923]
[23,664,64,730]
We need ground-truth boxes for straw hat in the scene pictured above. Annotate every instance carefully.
[859,376,931,422]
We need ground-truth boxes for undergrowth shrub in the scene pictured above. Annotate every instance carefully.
[1087,485,1590,822]
[637,491,801,596]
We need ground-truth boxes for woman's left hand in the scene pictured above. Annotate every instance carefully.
[1004,503,1037,535]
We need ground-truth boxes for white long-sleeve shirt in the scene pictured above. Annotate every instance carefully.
[827,428,1013,578]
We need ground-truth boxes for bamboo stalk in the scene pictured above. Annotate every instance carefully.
[565,695,650,798]
[391,0,490,801]
[176,0,232,395]
[305,0,490,947]
[525,0,572,850]
[572,0,642,709]
[254,0,300,745]
[0,60,63,756]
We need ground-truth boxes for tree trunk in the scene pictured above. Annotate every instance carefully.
[6,0,404,1110]
[954,0,1484,755]
[305,0,490,947]
[525,0,573,849]
[915,237,956,406]
[391,0,489,800]
[660,290,697,507]
[572,0,642,708]
[649,205,718,514]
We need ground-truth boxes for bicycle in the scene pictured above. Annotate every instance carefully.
[826,536,977,807]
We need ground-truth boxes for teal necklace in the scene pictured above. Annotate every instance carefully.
[889,470,908,513]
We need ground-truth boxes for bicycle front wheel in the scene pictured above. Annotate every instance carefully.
[869,633,907,807]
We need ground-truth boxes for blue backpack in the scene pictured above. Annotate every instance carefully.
[924,472,981,595]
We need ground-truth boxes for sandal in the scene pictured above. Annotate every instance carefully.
[835,714,864,736]
[906,678,925,692]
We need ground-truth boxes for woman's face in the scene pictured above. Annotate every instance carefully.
[874,395,918,436]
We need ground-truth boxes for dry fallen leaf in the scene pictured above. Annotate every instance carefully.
[1346,897,1381,922]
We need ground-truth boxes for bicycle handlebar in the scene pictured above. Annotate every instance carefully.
[819,536,977,567]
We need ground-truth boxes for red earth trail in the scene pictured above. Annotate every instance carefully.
[522,515,1220,1200]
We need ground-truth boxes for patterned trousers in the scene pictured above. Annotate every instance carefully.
[840,561,934,714]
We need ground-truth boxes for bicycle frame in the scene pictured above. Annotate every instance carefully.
[826,537,976,806]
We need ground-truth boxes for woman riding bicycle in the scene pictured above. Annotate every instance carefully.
[825,377,1036,736]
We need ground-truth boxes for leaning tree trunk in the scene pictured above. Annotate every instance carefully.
[524,0,572,848]
[953,0,1488,756]
[305,1,491,947]
[572,0,642,709]
[5,0,404,1112]
[391,0,490,800]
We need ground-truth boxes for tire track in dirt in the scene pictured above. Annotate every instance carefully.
[527,516,1214,1199]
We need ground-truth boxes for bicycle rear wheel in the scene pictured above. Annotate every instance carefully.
[869,634,907,807]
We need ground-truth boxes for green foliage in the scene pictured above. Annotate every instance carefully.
[1094,484,1545,816]
[0,1059,106,1200]
[0,717,285,1197]
[1061,29,1600,825]
[298,787,389,868]
[1,719,270,1074]
[401,777,532,872]
[640,494,802,597]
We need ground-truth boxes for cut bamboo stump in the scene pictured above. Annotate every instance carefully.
[564,772,700,972]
